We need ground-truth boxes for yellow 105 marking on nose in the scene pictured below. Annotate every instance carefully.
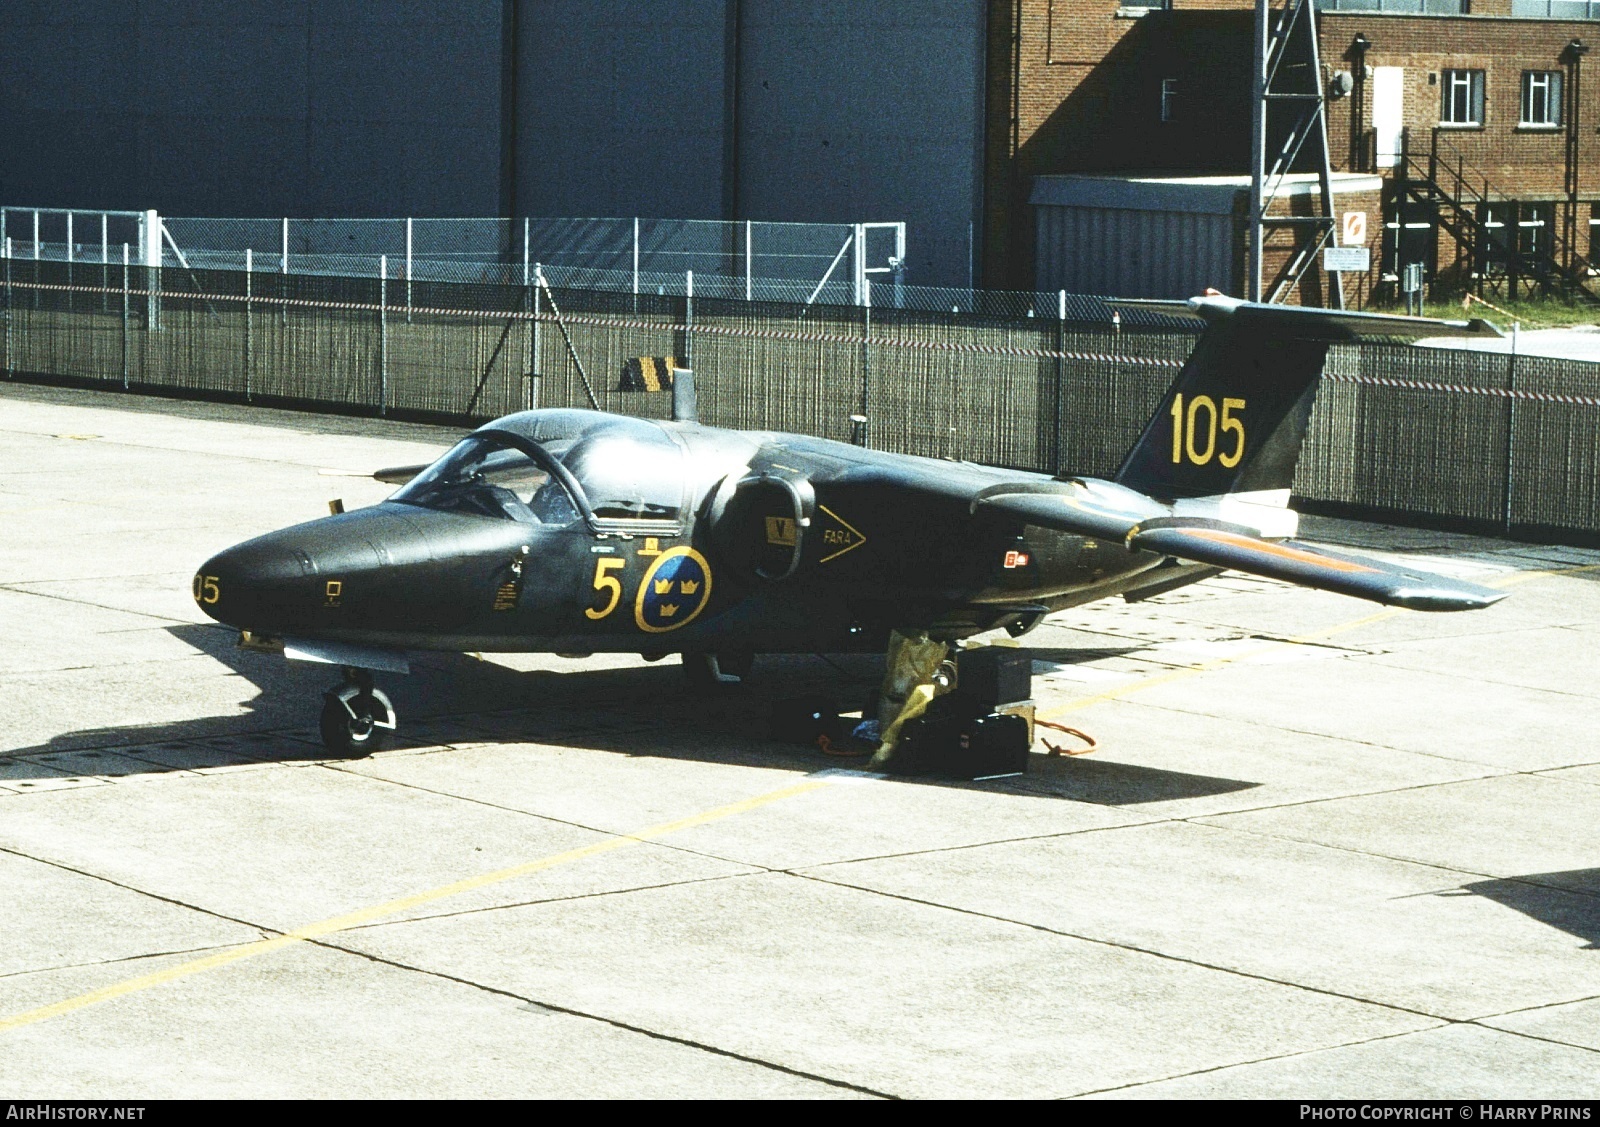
[1170,394,1246,468]
[192,575,220,604]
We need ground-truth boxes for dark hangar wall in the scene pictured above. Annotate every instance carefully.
[0,1,986,286]
[0,1,506,217]
[514,0,987,287]
[513,0,735,221]
[732,0,987,289]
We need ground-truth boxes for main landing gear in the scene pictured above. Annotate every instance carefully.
[682,650,754,689]
[319,666,397,757]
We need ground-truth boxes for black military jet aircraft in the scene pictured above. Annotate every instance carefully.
[196,295,1507,754]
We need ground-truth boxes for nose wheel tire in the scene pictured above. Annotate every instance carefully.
[320,675,396,758]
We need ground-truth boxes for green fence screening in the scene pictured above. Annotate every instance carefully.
[3,259,1598,541]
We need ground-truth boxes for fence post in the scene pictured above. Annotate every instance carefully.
[3,237,10,380]
[1503,322,1519,535]
[280,217,289,325]
[405,217,413,324]
[745,219,752,302]
[121,243,129,390]
[100,213,108,312]
[378,255,388,418]
[852,222,864,305]
[633,217,640,297]
[244,248,253,402]
[142,209,161,331]
[684,269,694,373]
[857,277,872,447]
[529,262,541,411]
[1054,290,1067,476]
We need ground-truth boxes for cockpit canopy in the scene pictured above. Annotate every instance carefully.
[390,409,686,528]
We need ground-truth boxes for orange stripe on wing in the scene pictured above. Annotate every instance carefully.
[1181,529,1380,574]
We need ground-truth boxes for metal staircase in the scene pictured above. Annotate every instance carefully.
[1394,127,1599,304]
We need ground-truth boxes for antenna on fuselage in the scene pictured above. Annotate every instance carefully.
[671,367,697,423]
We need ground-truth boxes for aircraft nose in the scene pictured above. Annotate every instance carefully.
[193,536,313,628]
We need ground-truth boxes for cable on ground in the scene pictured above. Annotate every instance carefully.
[1036,719,1097,756]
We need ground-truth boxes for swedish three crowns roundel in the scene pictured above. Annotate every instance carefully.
[635,546,713,633]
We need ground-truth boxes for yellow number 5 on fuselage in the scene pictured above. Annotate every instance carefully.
[586,557,625,620]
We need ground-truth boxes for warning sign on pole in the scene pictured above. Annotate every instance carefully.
[1342,212,1367,246]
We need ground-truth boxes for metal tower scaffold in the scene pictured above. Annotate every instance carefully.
[1249,0,1345,308]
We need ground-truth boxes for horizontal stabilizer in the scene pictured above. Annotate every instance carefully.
[1109,295,1503,342]
[1127,524,1506,611]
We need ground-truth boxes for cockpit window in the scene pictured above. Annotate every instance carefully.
[556,431,683,520]
[389,435,582,526]
[388,411,687,526]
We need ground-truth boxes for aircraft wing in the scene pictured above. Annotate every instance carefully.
[1126,524,1506,611]
[972,483,1503,611]
[970,479,1166,542]
[373,462,432,485]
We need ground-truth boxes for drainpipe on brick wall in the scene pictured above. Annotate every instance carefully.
[1564,39,1587,286]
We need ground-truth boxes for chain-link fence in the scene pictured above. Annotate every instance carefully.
[158,216,912,305]
[1,205,1199,320]
[157,214,1146,318]
[3,256,1598,541]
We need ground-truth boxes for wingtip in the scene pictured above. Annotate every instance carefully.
[1388,585,1509,612]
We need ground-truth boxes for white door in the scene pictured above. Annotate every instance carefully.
[1372,67,1404,169]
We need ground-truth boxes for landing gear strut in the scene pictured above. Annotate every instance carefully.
[319,666,396,757]
[682,651,754,689]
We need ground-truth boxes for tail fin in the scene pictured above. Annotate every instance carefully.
[1112,296,1502,500]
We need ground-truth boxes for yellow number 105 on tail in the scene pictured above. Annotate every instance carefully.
[1170,394,1246,468]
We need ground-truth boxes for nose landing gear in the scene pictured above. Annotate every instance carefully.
[320,667,396,757]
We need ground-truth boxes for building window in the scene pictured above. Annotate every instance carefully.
[1475,202,1554,277]
[1160,78,1177,123]
[1518,202,1553,265]
[1477,203,1511,275]
[1511,0,1600,17]
[1521,70,1563,127]
[1317,0,1467,11]
[1441,69,1485,126]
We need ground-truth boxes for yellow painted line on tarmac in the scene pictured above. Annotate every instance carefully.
[1038,561,1600,721]
[0,777,830,1036]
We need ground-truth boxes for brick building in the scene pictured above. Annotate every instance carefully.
[986,0,1600,305]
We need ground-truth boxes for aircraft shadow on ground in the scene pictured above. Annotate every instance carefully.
[1453,870,1600,950]
[0,623,1258,806]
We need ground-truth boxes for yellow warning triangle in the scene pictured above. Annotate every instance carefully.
[816,504,867,564]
